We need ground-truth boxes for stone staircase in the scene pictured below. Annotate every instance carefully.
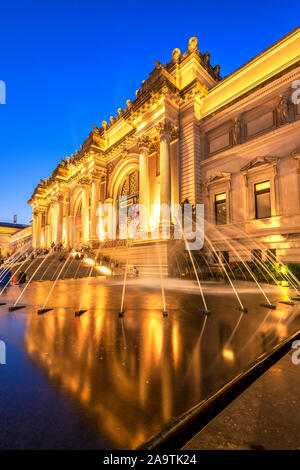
[96,240,169,276]
[8,253,103,282]
[4,239,170,283]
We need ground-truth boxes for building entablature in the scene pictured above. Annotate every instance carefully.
[201,26,300,118]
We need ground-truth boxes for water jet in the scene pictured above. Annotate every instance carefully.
[75,309,87,317]
[9,305,26,311]
[37,308,53,314]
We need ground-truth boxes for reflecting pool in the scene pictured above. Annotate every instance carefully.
[0,277,299,449]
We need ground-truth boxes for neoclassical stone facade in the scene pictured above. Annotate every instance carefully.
[0,222,30,257]
[29,28,300,262]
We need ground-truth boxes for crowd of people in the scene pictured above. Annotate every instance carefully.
[0,242,140,289]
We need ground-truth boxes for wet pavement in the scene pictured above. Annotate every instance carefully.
[0,277,299,449]
[183,350,300,450]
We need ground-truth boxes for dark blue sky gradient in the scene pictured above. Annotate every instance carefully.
[0,0,299,223]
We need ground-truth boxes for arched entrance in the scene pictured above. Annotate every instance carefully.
[117,170,139,237]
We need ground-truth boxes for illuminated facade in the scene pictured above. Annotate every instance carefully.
[29,28,300,262]
[0,222,30,258]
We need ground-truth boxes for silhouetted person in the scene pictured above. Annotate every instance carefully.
[18,271,27,284]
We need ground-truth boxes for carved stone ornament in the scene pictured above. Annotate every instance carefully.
[170,126,180,142]
[291,147,300,170]
[121,148,129,159]
[232,117,240,146]
[156,120,174,137]
[91,169,103,180]
[291,146,300,158]
[188,37,198,52]
[214,65,220,79]
[277,94,289,125]
[107,162,114,174]
[137,135,151,151]
[79,176,91,187]
[203,51,210,64]
[171,48,181,64]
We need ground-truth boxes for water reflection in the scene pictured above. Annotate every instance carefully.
[1,278,299,449]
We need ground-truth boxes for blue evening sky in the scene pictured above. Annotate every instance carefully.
[0,0,298,224]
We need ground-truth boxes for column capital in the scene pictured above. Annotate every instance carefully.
[57,193,65,203]
[91,169,103,181]
[170,125,179,142]
[33,206,47,215]
[63,194,70,205]
[291,146,300,165]
[79,176,91,187]
[137,135,152,152]
[50,195,59,205]
[156,120,175,138]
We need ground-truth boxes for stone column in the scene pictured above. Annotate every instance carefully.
[35,210,44,248]
[170,127,180,219]
[90,171,101,240]
[44,224,49,249]
[63,196,70,247]
[80,178,90,244]
[68,215,74,248]
[56,195,64,245]
[32,210,38,249]
[50,197,58,244]
[105,197,115,240]
[157,121,172,226]
[138,136,151,232]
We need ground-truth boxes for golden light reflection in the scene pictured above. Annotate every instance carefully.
[24,309,183,449]
[21,278,295,449]
[172,324,180,367]
[97,265,112,275]
[222,348,234,361]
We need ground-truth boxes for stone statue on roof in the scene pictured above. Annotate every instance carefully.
[214,64,221,79]
[203,51,210,64]
[188,37,198,52]
[171,48,181,64]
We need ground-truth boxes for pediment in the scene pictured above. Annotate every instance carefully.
[240,156,278,173]
[205,171,231,186]
[291,147,300,159]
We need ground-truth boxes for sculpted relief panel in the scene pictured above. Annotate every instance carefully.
[246,111,275,138]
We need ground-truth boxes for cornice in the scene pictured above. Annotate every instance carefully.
[202,60,300,122]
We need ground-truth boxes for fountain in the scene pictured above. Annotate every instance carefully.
[1,209,299,451]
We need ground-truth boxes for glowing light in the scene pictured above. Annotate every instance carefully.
[97,266,111,275]
[85,258,95,266]
[215,192,226,202]
[281,266,287,275]
[255,181,270,192]
[222,348,234,361]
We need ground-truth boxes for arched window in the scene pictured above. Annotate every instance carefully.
[119,171,139,198]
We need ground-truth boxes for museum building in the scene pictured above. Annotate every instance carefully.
[29,27,300,263]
